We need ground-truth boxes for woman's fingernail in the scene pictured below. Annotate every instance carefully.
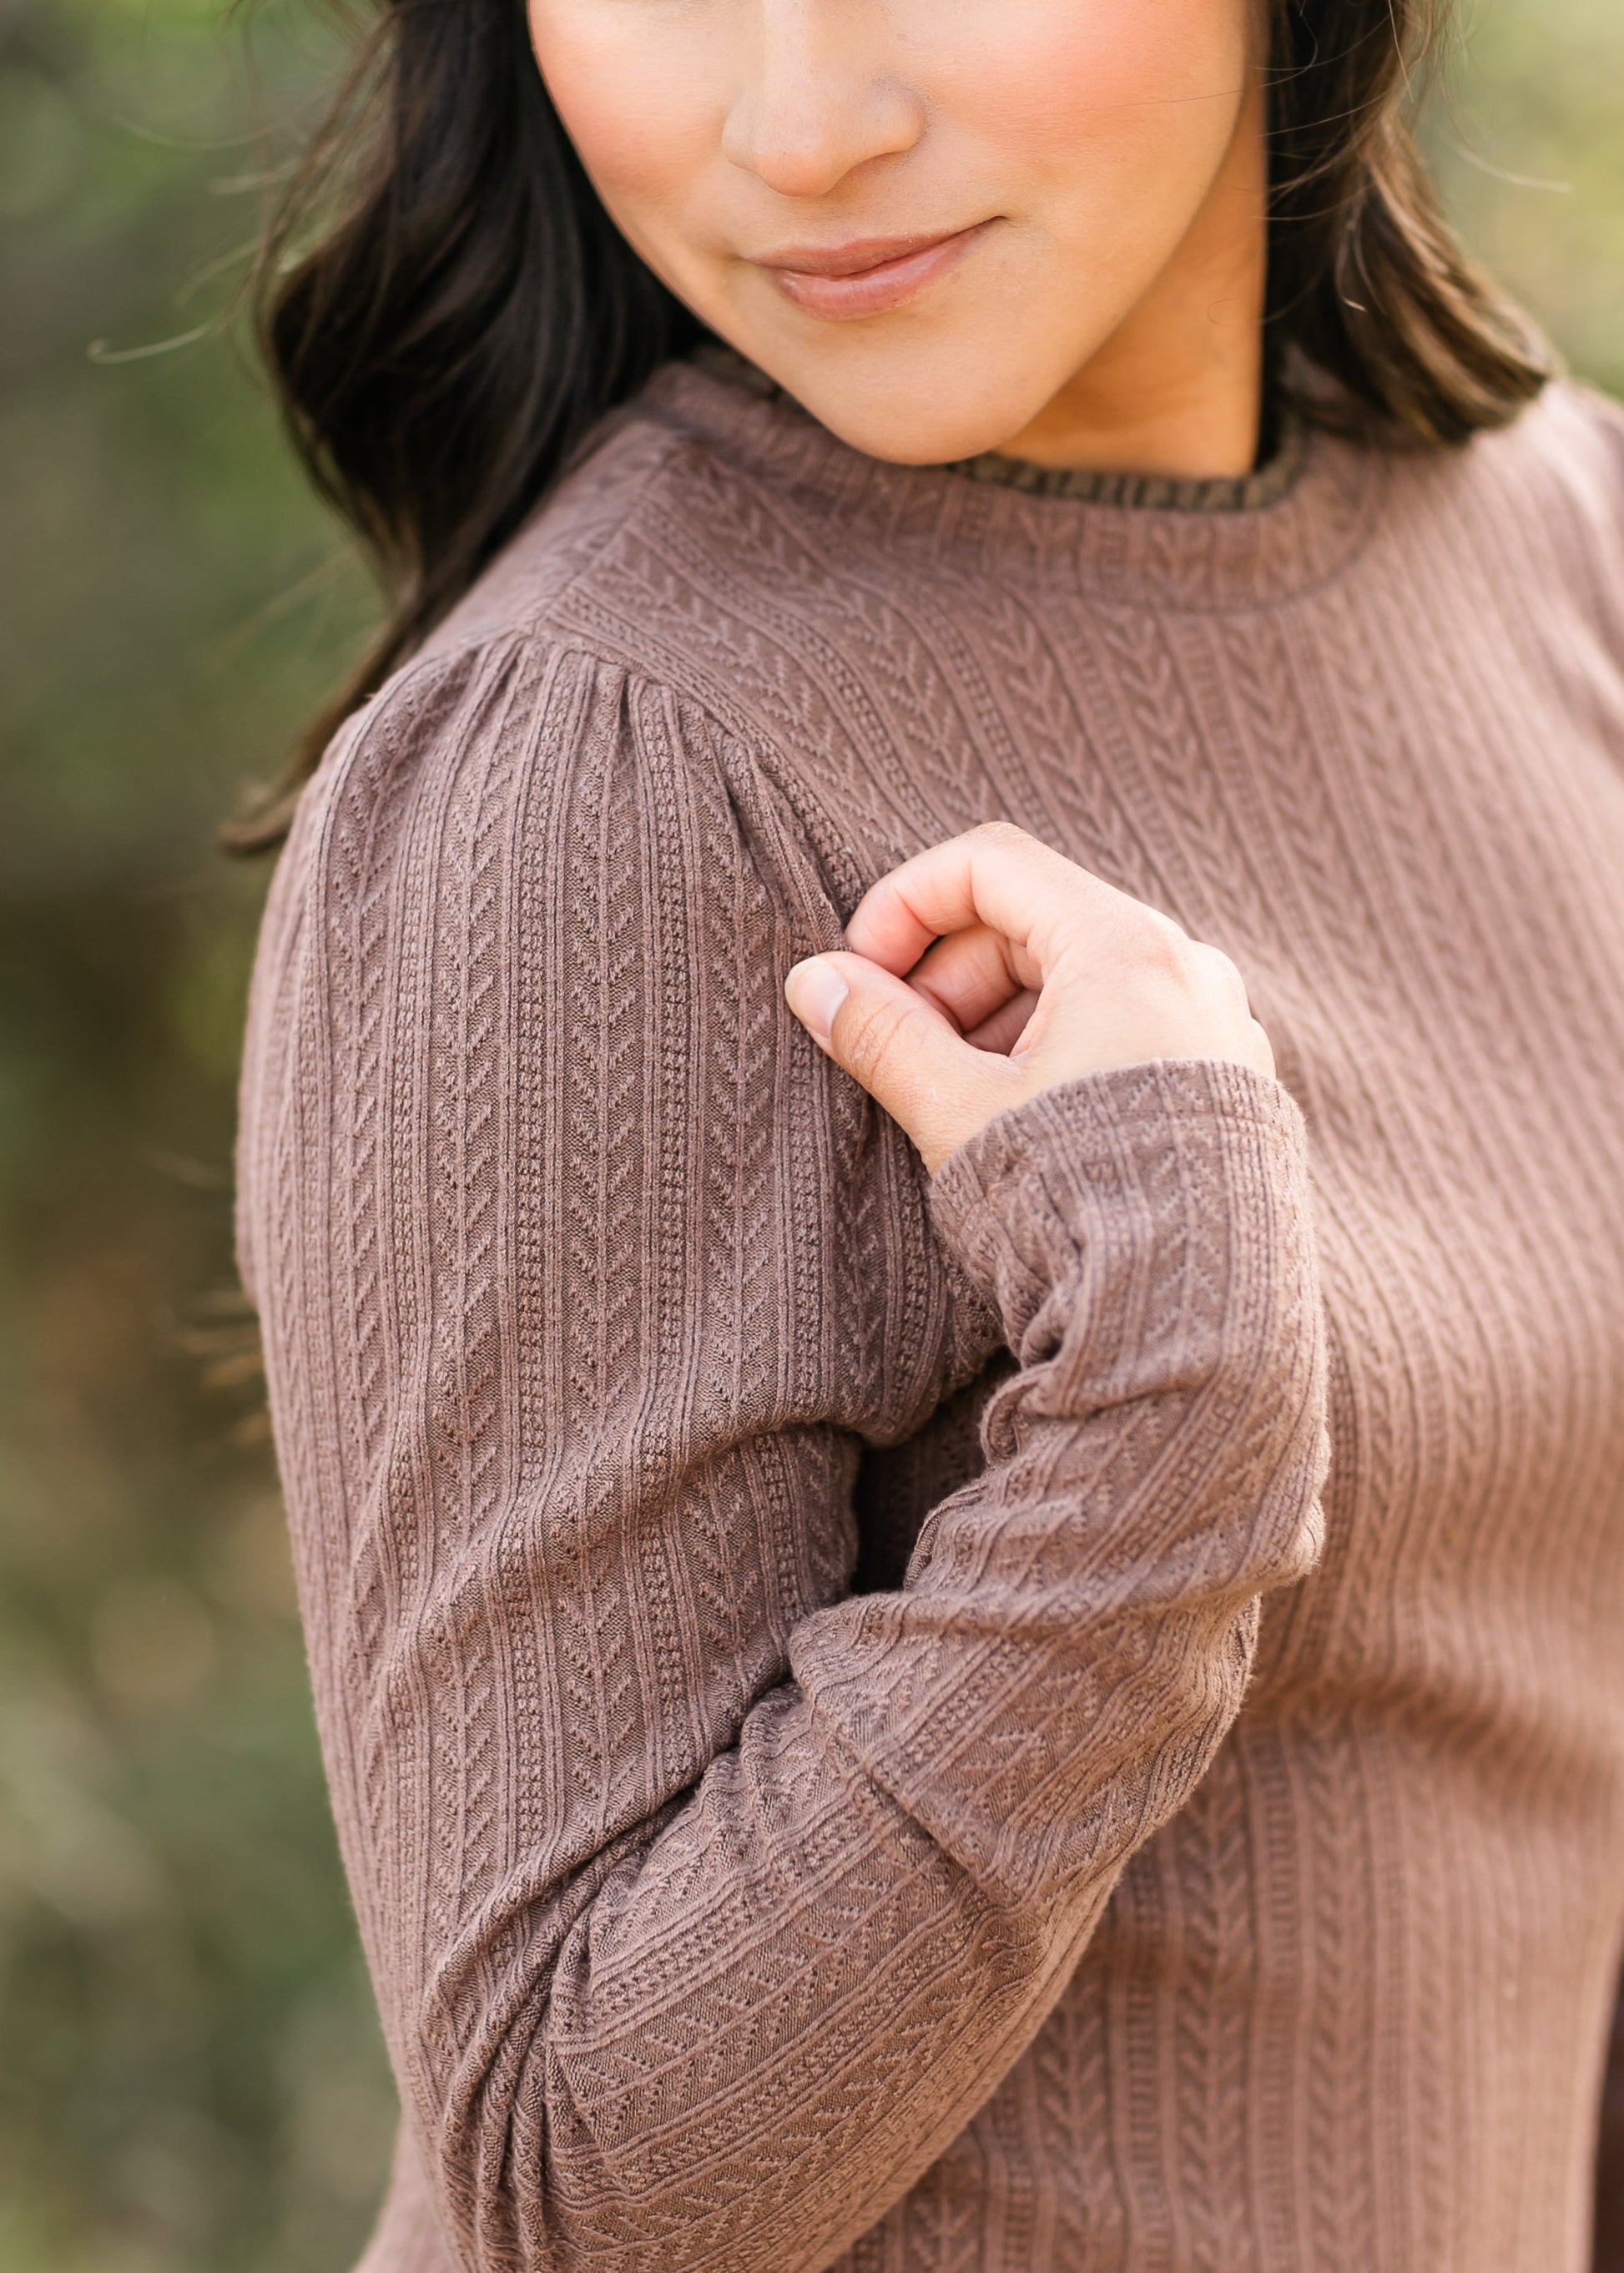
[784,958,849,1049]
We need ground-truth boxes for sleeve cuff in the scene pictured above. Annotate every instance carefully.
[926,1058,1314,1371]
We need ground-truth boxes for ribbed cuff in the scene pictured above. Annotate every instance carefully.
[927,1059,1314,1372]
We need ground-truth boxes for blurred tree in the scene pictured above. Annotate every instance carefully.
[0,1,1617,2268]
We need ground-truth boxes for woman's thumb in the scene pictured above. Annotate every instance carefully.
[784,952,1013,1172]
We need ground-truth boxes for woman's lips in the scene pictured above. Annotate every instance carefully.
[757,223,992,320]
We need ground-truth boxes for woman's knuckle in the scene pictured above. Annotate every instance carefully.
[837,995,887,1076]
[1197,940,1248,996]
[841,991,914,1079]
[1130,910,1198,986]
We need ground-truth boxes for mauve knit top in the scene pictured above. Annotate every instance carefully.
[235,355,1624,2273]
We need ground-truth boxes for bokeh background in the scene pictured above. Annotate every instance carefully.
[1,1,1620,2265]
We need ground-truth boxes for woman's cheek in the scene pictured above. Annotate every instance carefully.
[529,7,720,221]
[918,0,1249,171]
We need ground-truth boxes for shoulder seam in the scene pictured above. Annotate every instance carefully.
[409,422,708,679]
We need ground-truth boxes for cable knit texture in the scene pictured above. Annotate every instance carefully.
[235,359,1624,2273]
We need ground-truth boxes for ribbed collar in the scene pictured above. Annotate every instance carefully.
[647,348,1386,614]
[945,424,1306,513]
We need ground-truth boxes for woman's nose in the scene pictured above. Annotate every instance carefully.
[720,0,925,199]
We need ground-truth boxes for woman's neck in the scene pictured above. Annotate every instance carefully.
[997,78,1269,481]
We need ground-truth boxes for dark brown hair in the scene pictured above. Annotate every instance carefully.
[227,0,1551,851]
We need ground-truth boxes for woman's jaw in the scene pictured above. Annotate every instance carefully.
[529,0,1269,481]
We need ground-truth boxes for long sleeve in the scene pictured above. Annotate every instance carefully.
[236,629,1329,2273]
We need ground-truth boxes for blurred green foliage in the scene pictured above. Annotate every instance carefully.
[0,1,1619,2266]
[1429,0,1624,398]
[0,3,386,2267]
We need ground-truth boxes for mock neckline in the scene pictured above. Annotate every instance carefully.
[943,425,1306,513]
[652,349,1386,615]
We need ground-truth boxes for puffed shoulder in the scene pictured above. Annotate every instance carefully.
[280,629,840,950]
[236,636,813,1304]
[290,635,719,855]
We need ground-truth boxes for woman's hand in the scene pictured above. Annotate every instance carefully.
[784,823,1275,1175]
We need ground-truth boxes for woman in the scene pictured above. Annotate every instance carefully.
[232,0,1624,2265]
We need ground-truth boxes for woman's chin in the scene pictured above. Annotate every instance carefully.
[693,296,1049,469]
[773,363,1062,472]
